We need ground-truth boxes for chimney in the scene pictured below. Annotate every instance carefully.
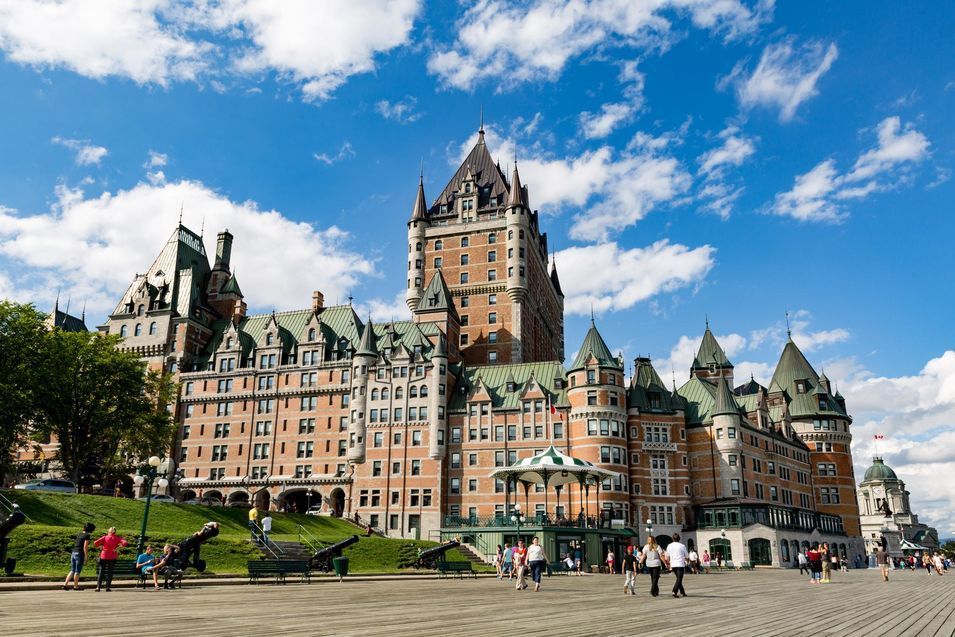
[215,229,233,271]
[311,290,325,312]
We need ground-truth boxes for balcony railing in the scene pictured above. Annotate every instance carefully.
[642,440,677,452]
[442,514,626,530]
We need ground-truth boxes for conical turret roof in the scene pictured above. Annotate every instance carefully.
[769,337,848,418]
[712,375,739,417]
[409,177,428,223]
[356,319,378,357]
[692,324,733,370]
[221,273,243,296]
[416,270,459,320]
[570,320,620,370]
[507,162,525,209]
[550,258,563,296]
[432,332,447,358]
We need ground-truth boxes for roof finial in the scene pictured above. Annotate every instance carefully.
[479,104,484,133]
[590,303,595,324]
[419,158,424,184]
[785,310,791,338]
[54,288,60,313]
[178,202,184,226]
[81,300,86,322]
[348,293,353,306]
[705,314,709,329]
[199,215,205,238]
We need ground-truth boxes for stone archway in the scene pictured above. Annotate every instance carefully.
[281,488,320,514]
[655,534,672,550]
[180,489,197,501]
[228,491,250,507]
[204,490,223,504]
[328,488,345,517]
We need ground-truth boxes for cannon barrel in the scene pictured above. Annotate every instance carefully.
[414,540,460,569]
[309,535,359,572]
[0,509,25,539]
[176,523,220,572]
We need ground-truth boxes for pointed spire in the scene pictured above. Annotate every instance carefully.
[81,300,86,322]
[506,161,524,209]
[785,310,791,339]
[178,202,184,226]
[570,320,619,370]
[433,332,447,359]
[712,375,739,417]
[54,288,60,314]
[550,255,564,296]
[356,318,377,358]
[692,322,733,370]
[410,174,428,222]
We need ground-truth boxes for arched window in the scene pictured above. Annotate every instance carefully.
[435,239,443,250]
[409,386,418,398]
[148,322,157,335]
[266,333,274,346]
[381,388,390,400]
[120,325,128,337]
[137,305,144,316]
[226,337,233,349]
[371,389,379,400]
[415,242,422,252]
[395,387,404,399]
[419,385,428,397]
[308,328,316,342]
[134,323,142,336]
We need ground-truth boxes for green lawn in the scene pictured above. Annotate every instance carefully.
[1,489,477,576]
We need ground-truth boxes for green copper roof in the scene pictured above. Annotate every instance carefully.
[449,361,568,411]
[712,375,740,417]
[628,358,677,412]
[677,377,718,424]
[769,338,848,418]
[569,321,620,370]
[692,326,733,370]
[863,457,899,482]
[416,270,459,320]
[356,319,378,357]
[220,274,242,296]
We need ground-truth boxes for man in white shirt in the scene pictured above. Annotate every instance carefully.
[665,533,689,598]
[261,514,273,547]
[688,548,699,574]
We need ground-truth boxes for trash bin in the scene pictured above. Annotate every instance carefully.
[332,556,349,580]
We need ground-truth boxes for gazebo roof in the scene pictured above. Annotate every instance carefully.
[488,445,619,486]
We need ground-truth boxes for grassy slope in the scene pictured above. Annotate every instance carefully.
[1,490,476,576]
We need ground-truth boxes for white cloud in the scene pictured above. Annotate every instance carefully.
[195,0,421,102]
[429,0,771,90]
[556,240,715,315]
[579,61,645,139]
[0,0,211,85]
[770,116,930,222]
[355,291,411,323]
[0,179,375,320]
[313,142,355,166]
[0,1,420,101]
[696,126,757,218]
[146,150,168,168]
[51,136,109,166]
[723,37,838,122]
[457,124,691,241]
[375,96,421,124]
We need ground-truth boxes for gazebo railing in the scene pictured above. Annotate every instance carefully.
[443,514,620,529]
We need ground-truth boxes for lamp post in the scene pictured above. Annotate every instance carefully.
[646,518,653,546]
[511,504,526,545]
[133,456,167,554]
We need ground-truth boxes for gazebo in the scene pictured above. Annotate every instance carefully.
[488,445,620,525]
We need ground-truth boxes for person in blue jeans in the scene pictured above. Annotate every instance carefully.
[63,522,95,591]
[527,537,549,592]
[502,543,514,579]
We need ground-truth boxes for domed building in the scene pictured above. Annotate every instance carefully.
[856,456,938,557]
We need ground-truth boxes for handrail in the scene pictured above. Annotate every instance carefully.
[297,524,321,553]
[250,521,284,558]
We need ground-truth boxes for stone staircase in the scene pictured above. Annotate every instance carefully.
[257,539,313,561]
[457,543,490,565]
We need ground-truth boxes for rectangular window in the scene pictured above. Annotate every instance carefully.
[488,312,497,324]
[731,479,741,496]
[487,250,496,262]
[487,269,497,281]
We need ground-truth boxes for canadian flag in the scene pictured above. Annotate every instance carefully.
[549,397,559,418]
[873,434,885,440]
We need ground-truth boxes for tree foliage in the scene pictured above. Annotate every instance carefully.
[0,301,49,477]
[0,301,177,489]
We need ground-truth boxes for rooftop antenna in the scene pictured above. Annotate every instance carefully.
[178,202,184,226]
[348,294,353,306]
[199,215,205,238]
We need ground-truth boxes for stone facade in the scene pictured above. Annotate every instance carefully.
[100,127,865,562]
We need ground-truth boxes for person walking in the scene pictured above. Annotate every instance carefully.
[261,513,273,547]
[513,540,528,590]
[93,527,128,592]
[702,549,711,574]
[820,542,832,583]
[806,543,822,584]
[526,537,548,592]
[248,506,259,542]
[876,548,890,582]
[841,552,849,573]
[574,543,583,576]
[63,522,94,590]
[798,550,808,575]
[933,553,944,575]
[639,536,665,597]
[666,533,689,598]
[688,547,699,574]
[606,548,616,574]
[622,546,638,595]
[494,545,504,579]
[502,543,513,579]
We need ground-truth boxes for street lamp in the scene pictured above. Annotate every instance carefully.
[645,518,653,545]
[133,455,168,554]
[511,504,526,545]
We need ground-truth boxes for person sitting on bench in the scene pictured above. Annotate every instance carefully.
[136,546,161,589]
[156,544,182,589]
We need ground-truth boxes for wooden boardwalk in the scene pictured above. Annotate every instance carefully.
[2,568,954,636]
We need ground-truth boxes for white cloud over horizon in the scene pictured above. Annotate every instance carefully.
[770,116,930,222]
[696,126,757,218]
[51,136,109,166]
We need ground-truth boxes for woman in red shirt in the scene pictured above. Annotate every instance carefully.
[806,543,822,584]
[93,527,128,592]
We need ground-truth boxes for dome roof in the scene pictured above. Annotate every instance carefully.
[864,457,899,482]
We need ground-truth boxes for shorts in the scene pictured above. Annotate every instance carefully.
[70,551,85,573]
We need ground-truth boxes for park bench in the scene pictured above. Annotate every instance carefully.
[437,561,475,579]
[247,559,311,584]
[97,559,146,587]
[547,561,571,576]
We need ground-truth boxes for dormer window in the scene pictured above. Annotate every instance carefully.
[464,183,472,193]
[796,381,806,394]
[137,304,144,316]
[266,333,274,346]
[506,381,516,392]
[587,369,596,384]
[226,337,233,349]
[649,392,662,409]
[308,328,316,342]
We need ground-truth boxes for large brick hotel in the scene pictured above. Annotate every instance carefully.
[100,126,864,566]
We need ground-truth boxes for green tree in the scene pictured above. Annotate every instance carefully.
[33,330,177,488]
[941,541,955,559]
[0,301,49,480]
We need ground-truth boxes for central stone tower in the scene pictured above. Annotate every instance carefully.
[406,125,564,365]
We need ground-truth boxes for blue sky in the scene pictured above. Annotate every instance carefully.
[0,1,953,532]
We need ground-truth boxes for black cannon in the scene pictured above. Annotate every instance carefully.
[0,505,26,575]
[414,540,460,570]
[309,535,359,572]
[176,521,220,573]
